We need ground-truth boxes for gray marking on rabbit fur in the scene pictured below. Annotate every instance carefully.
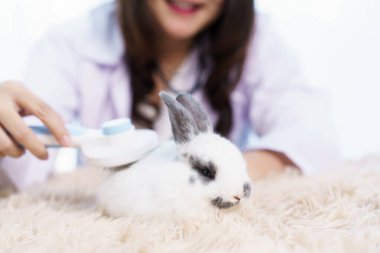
[189,155,217,182]
[211,197,235,209]
[243,183,251,198]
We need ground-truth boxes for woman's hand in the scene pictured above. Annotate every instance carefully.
[0,81,72,159]
[244,150,297,181]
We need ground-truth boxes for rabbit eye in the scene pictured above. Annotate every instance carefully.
[201,168,212,178]
[189,155,217,181]
[197,166,215,180]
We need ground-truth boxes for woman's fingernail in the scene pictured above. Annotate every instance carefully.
[61,135,74,147]
[42,153,49,160]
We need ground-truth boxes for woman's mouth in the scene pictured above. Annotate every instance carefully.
[166,0,202,15]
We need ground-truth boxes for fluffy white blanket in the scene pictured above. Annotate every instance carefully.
[1,158,380,253]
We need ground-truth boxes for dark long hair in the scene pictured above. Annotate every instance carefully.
[118,0,254,136]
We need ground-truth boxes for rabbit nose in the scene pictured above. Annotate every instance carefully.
[234,195,241,201]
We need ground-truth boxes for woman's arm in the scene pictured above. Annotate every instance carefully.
[242,15,340,177]
[244,150,295,181]
[1,28,80,190]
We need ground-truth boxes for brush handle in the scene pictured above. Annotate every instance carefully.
[29,118,134,148]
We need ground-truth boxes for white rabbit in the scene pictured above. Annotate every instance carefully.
[97,91,252,219]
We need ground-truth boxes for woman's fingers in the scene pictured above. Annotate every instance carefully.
[16,89,73,147]
[0,109,48,159]
[0,127,25,158]
[0,81,72,160]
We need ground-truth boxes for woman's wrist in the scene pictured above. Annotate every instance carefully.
[243,150,297,181]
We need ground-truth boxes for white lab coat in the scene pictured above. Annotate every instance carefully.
[0,3,340,190]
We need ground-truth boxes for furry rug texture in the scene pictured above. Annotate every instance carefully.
[1,157,380,253]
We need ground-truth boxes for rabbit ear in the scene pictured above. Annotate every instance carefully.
[176,93,213,133]
[160,91,198,144]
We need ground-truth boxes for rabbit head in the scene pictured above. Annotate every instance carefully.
[160,91,252,209]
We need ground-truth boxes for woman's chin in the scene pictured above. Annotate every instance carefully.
[163,26,200,42]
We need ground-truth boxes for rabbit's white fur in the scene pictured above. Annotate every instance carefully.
[97,93,252,219]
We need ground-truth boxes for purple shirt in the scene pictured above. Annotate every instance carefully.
[0,3,340,190]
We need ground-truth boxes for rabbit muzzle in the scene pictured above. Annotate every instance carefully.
[211,182,252,209]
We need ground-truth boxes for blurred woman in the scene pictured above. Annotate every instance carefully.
[0,0,339,190]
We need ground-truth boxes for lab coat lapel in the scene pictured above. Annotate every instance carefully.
[109,63,131,118]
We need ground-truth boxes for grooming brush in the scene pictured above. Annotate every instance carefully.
[29,118,159,168]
